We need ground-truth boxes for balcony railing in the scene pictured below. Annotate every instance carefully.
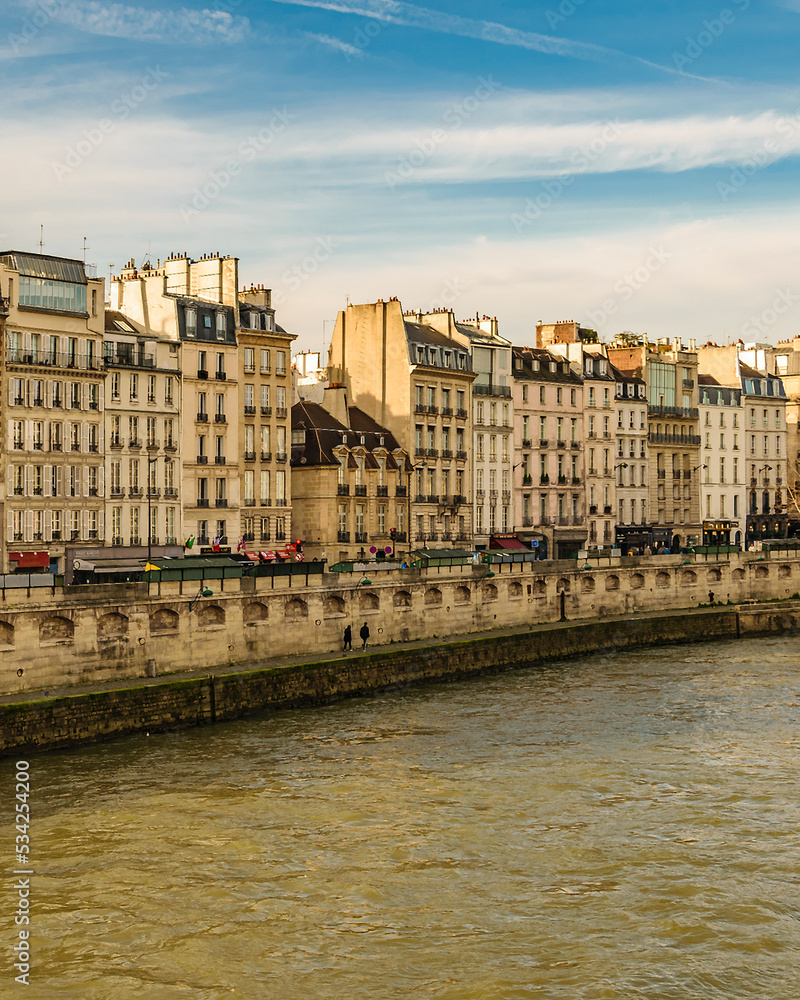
[244,406,256,416]
[456,450,468,460]
[337,531,350,542]
[396,485,407,497]
[338,484,350,495]
[261,451,272,462]
[456,408,468,419]
[355,532,368,543]
[215,499,228,508]
[7,347,102,371]
[196,497,209,507]
[214,414,226,423]
[377,485,389,497]
[244,451,256,461]
[473,383,511,397]
[355,485,367,496]
[261,405,272,416]
[196,455,208,464]
[215,456,226,465]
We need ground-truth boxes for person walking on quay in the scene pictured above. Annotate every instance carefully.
[708,591,715,606]
[343,624,352,653]
[360,622,370,650]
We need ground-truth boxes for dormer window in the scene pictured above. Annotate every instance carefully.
[186,308,196,337]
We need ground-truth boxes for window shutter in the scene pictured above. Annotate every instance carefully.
[6,465,13,498]
[97,511,104,541]
[44,509,52,542]
[55,467,62,497]
[83,467,89,497]
[81,510,89,537]
[98,424,104,451]
[24,465,33,496]
[98,467,105,496]
[24,421,33,451]
[7,509,14,542]
[24,509,33,542]
[44,465,52,498]
[81,424,89,452]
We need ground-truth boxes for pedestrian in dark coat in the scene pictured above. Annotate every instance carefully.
[359,622,370,650]
[708,591,715,606]
[343,625,352,652]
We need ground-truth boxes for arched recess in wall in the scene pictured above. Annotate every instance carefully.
[197,604,225,628]
[605,575,620,591]
[707,568,721,582]
[286,598,309,620]
[778,564,792,579]
[454,585,471,604]
[630,573,645,590]
[359,591,379,612]
[393,590,412,609]
[0,620,14,650]
[243,601,269,626]
[533,579,547,596]
[482,583,498,601]
[755,565,769,579]
[581,576,595,594]
[508,581,523,598]
[323,595,346,618]
[656,571,670,589]
[732,567,746,581]
[40,615,75,645]
[97,612,129,640]
[681,570,697,585]
[150,608,179,634]
[556,578,570,593]
[425,587,443,606]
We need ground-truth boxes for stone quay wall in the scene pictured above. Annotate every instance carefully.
[2,601,799,756]
[0,550,798,700]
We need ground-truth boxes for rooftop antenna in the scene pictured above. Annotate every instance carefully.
[82,236,89,263]
[142,239,152,267]
[37,225,44,252]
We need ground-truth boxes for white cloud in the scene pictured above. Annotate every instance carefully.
[305,31,362,56]
[46,1,250,45]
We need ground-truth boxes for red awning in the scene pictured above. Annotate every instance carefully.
[489,537,528,551]
[9,551,50,569]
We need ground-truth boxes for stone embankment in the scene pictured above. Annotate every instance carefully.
[0,549,798,754]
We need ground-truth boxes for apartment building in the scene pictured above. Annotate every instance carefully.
[408,311,513,548]
[773,339,800,530]
[610,341,702,550]
[698,376,744,546]
[697,345,789,543]
[610,362,649,549]
[290,389,411,563]
[327,299,475,550]
[511,346,585,559]
[237,284,296,550]
[104,310,182,554]
[1,251,106,573]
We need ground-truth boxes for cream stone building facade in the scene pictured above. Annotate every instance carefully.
[698,376,745,545]
[327,300,475,549]
[111,254,295,550]
[610,341,702,550]
[291,390,411,563]
[1,251,107,573]
[610,362,649,548]
[511,346,585,559]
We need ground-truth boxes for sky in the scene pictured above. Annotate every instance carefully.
[3,0,800,354]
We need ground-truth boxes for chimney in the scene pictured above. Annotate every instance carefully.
[324,384,350,427]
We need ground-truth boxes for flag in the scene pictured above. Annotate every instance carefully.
[184,535,195,549]
[237,537,245,552]
[144,562,160,573]
[213,537,221,552]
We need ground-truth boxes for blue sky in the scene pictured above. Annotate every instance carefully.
[3,0,800,352]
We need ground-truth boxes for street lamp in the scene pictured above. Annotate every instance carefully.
[189,584,214,611]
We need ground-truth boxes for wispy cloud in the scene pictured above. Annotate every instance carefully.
[264,0,709,78]
[47,1,250,45]
[305,31,362,56]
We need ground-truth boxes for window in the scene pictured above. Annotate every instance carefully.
[130,373,138,402]
[276,351,286,375]
[260,349,270,373]
[147,375,156,403]
[245,384,254,409]
[186,309,196,336]
[522,384,528,403]
[244,348,255,372]
[216,313,226,339]
[165,377,173,405]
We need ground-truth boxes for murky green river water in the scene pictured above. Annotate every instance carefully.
[4,635,800,999]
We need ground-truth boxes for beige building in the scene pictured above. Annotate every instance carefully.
[327,299,475,550]
[291,390,411,563]
[698,376,745,545]
[103,310,182,553]
[511,346,586,559]
[610,341,702,549]
[1,251,106,573]
[610,362,649,548]
[111,253,295,551]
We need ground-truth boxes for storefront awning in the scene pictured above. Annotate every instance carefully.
[9,551,49,569]
[489,537,528,550]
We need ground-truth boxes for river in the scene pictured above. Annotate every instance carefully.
[5,634,800,999]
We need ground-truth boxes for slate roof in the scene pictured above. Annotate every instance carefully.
[291,400,410,470]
